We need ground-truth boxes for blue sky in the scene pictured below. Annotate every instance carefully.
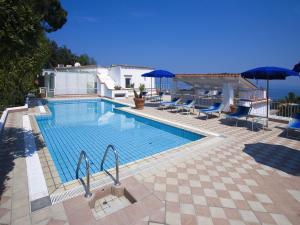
[48,0,300,74]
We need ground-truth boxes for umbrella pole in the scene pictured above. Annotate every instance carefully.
[160,77,162,102]
[151,77,152,97]
[266,79,269,128]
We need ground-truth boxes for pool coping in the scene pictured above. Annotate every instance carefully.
[29,97,225,205]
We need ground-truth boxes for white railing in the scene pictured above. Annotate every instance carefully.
[270,102,300,118]
[41,88,98,97]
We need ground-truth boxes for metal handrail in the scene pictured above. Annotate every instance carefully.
[100,144,121,186]
[76,151,92,198]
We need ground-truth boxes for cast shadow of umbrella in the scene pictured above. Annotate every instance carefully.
[243,143,300,176]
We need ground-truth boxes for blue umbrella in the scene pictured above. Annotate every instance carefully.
[241,67,300,127]
[142,70,175,96]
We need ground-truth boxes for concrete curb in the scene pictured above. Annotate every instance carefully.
[0,97,29,135]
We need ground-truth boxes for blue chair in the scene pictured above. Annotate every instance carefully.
[175,99,195,114]
[225,106,252,126]
[159,97,181,110]
[199,102,224,119]
[287,113,300,137]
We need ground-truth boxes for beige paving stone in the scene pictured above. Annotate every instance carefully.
[287,190,300,203]
[254,193,273,204]
[0,208,11,224]
[220,198,236,209]
[197,216,214,225]
[237,184,251,193]
[221,177,234,184]
[177,173,188,180]
[239,210,259,223]
[228,219,246,225]
[192,195,207,206]
[11,214,31,225]
[229,191,244,201]
[189,180,201,187]
[271,213,293,225]
[244,179,258,187]
[179,186,191,195]
[187,168,197,174]
[180,203,195,215]
[212,182,226,191]
[256,169,269,176]
[166,177,178,185]
[154,183,166,192]
[166,211,181,225]
[209,207,226,219]
[247,201,267,213]
[199,175,211,182]
[166,193,179,203]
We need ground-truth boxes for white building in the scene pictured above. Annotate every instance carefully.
[42,64,154,99]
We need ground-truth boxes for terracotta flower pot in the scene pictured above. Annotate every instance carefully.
[134,98,145,110]
[230,105,237,113]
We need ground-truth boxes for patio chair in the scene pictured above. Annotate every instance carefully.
[199,90,210,97]
[225,105,252,126]
[150,92,164,102]
[158,97,181,110]
[286,113,300,137]
[174,99,195,114]
[212,91,222,98]
[198,102,224,119]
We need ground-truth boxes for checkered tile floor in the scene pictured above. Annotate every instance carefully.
[1,99,300,225]
[128,103,300,225]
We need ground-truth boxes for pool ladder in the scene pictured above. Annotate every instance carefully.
[100,144,121,186]
[76,145,120,198]
[76,150,92,198]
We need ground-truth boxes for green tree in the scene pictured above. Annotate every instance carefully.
[76,54,97,66]
[293,62,300,72]
[0,0,67,109]
[0,36,52,107]
[285,92,297,103]
[44,43,97,68]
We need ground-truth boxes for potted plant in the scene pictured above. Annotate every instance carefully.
[230,104,237,113]
[133,84,146,109]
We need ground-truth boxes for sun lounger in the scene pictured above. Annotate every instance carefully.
[198,102,224,119]
[225,106,252,126]
[158,97,181,110]
[287,113,300,137]
[174,99,195,114]
[212,91,222,98]
[149,92,163,102]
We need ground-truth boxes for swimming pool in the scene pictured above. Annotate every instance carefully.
[36,99,203,183]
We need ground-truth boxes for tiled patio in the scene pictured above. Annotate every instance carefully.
[0,98,300,225]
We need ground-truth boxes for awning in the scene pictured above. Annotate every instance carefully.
[175,73,257,90]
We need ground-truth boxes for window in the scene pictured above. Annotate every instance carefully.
[125,78,131,88]
[49,74,55,90]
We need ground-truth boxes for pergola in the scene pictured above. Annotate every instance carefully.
[173,73,258,112]
[174,73,256,91]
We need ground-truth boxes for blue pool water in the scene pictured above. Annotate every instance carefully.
[36,99,203,183]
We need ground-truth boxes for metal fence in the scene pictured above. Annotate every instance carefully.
[39,87,97,98]
[270,102,300,118]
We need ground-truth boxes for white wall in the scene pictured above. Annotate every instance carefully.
[222,83,234,112]
[54,71,96,95]
[97,67,109,76]
[109,66,121,85]
[44,65,153,97]
[119,67,152,89]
